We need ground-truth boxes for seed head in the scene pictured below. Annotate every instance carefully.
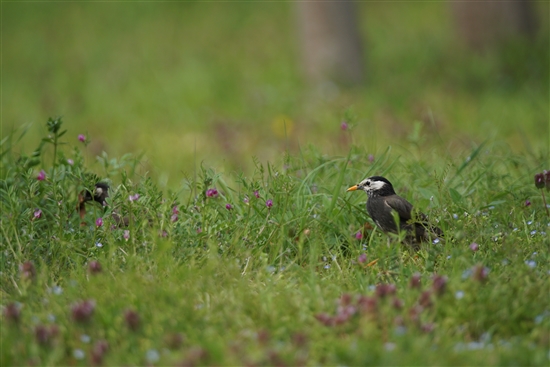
[535,173,545,189]
[124,309,140,331]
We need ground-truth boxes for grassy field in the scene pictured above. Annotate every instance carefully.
[1,117,549,365]
[2,1,550,366]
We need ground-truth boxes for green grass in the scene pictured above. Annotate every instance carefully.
[1,118,549,366]
[1,2,549,365]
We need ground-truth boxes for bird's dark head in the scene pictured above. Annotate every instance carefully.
[78,182,110,222]
[347,176,396,198]
[81,183,110,205]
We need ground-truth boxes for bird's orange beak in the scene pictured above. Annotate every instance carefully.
[346,185,358,192]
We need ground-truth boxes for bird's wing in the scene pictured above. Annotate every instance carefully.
[384,196,414,222]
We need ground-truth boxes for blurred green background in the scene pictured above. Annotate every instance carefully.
[3,1,549,188]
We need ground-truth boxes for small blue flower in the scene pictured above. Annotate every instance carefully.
[146,349,160,363]
[462,269,473,279]
[73,349,85,360]
[80,334,91,343]
[525,260,536,268]
[455,290,465,300]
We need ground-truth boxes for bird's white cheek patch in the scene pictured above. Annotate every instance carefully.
[370,181,386,191]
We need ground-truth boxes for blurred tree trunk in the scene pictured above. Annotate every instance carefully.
[451,0,537,50]
[296,1,365,86]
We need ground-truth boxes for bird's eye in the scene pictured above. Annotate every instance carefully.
[366,181,370,186]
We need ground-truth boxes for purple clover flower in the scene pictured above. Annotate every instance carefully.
[33,209,42,220]
[472,264,489,282]
[129,194,140,202]
[340,121,348,131]
[225,203,232,211]
[123,230,130,241]
[254,190,260,199]
[95,217,103,227]
[355,231,363,240]
[469,242,479,252]
[20,261,36,281]
[358,253,367,263]
[206,188,218,198]
[88,260,102,274]
[37,170,46,181]
[432,274,448,296]
[410,273,421,289]
[266,199,273,208]
[3,303,21,323]
[525,199,531,206]
[67,159,74,166]
[71,299,95,323]
[78,134,86,143]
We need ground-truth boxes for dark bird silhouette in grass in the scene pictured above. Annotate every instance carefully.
[347,176,443,248]
[78,183,128,227]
